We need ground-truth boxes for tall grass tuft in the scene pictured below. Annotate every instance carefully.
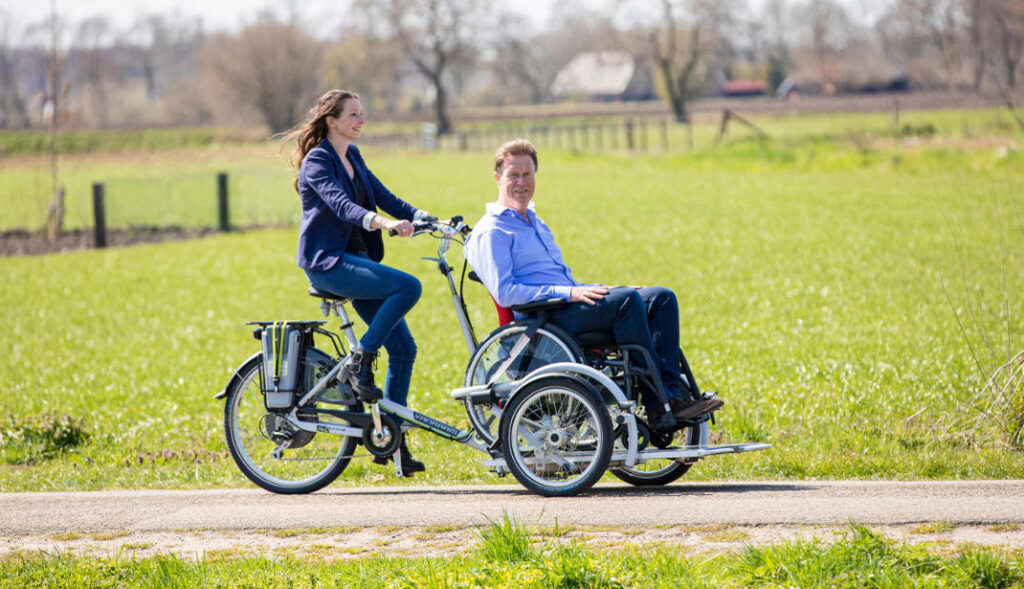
[736,524,944,587]
[942,201,1024,449]
[0,411,91,465]
[473,512,536,563]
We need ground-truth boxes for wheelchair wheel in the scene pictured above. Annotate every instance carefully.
[224,348,362,494]
[499,376,612,497]
[610,419,701,486]
[464,323,581,444]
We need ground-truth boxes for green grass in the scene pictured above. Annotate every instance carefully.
[1,108,1024,491]
[2,521,1022,588]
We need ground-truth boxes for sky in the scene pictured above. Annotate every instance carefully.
[1,0,885,34]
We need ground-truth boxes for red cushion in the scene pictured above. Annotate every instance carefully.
[491,295,514,326]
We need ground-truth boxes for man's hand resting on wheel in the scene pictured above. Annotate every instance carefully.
[570,285,609,306]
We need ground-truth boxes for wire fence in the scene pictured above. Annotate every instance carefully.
[13,116,691,245]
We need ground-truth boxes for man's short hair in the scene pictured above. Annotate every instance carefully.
[494,139,538,174]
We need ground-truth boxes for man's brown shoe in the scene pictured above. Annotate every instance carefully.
[669,397,724,420]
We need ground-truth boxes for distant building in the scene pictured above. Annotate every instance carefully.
[720,80,768,97]
[550,51,655,102]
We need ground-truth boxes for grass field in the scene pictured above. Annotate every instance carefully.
[1,108,1023,492]
[3,520,1022,588]
[3,107,1021,231]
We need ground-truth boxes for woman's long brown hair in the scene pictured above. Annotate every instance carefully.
[283,89,359,192]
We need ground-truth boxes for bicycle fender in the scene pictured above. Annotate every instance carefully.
[214,352,262,400]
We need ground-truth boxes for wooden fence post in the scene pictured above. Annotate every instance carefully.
[625,120,635,152]
[47,186,64,241]
[640,119,648,152]
[660,118,669,152]
[92,183,107,249]
[217,172,230,232]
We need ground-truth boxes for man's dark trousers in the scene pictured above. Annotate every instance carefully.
[545,286,683,407]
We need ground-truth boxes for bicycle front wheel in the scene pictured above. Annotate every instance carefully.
[223,349,361,494]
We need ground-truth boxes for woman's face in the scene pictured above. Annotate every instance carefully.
[327,98,365,142]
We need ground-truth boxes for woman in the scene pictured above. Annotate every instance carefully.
[288,89,430,473]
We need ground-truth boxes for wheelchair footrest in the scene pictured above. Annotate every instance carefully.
[481,443,771,471]
[610,443,771,464]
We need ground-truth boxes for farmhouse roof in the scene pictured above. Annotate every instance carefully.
[550,51,638,97]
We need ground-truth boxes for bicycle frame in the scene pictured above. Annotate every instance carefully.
[273,220,492,474]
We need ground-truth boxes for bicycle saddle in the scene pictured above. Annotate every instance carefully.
[308,287,352,303]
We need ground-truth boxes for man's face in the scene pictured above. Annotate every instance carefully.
[496,154,536,214]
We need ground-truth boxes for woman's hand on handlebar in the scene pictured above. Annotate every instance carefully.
[384,218,415,237]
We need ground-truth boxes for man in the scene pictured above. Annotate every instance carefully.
[464,139,723,430]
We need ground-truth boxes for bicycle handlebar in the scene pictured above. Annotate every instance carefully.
[388,215,471,238]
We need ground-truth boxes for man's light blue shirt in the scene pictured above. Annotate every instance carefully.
[464,201,583,309]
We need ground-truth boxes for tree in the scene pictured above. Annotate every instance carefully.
[72,16,119,126]
[373,0,486,135]
[488,12,553,105]
[797,0,857,92]
[322,20,403,115]
[989,0,1024,89]
[647,0,737,124]
[128,13,204,102]
[200,14,322,134]
[0,11,30,128]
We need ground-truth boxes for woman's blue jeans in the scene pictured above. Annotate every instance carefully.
[305,253,421,406]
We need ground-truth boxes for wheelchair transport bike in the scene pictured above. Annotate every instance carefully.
[215,217,769,497]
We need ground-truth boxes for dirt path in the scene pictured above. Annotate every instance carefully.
[3,481,1024,559]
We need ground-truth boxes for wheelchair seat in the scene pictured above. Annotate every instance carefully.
[468,270,617,349]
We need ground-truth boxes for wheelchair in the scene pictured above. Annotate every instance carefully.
[461,275,727,487]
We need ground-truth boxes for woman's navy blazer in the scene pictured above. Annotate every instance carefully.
[296,139,419,270]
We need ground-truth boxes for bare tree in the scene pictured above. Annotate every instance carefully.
[963,0,987,90]
[647,0,737,124]
[323,19,403,115]
[129,13,204,102]
[761,0,793,93]
[489,12,552,105]
[372,0,486,135]
[795,0,857,93]
[72,16,118,126]
[891,0,967,90]
[989,0,1024,89]
[0,11,30,128]
[200,14,322,134]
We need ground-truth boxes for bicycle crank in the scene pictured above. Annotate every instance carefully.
[362,406,402,458]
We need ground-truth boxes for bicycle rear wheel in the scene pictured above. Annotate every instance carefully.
[224,349,361,494]
[499,376,612,497]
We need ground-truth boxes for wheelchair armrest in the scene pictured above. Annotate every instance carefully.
[509,298,569,314]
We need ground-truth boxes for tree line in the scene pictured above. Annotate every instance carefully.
[0,0,1022,135]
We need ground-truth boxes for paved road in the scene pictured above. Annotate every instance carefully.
[3,480,1024,535]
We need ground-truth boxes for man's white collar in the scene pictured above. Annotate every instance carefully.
[486,200,536,215]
